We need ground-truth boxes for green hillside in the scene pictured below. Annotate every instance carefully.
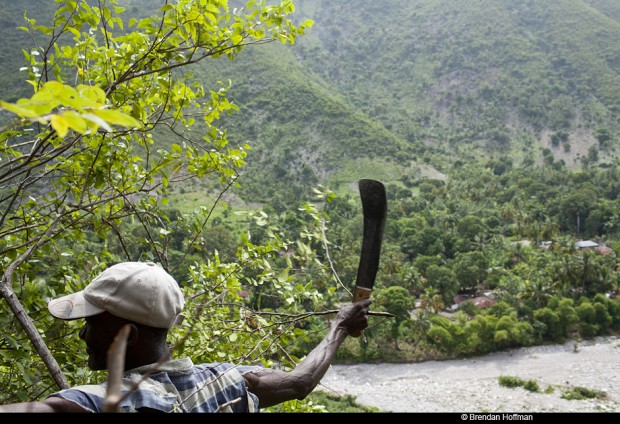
[187,0,620,203]
[0,1,56,102]
[4,1,620,205]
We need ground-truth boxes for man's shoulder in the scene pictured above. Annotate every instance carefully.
[54,383,107,396]
[191,361,266,376]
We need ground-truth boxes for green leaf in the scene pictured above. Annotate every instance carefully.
[231,33,243,45]
[137,18,153,29]
[78,85,106,104]
[62,111,88,134]
[91,108,141,129]
[0,100,41,118]
[67,26,81,38]
[81,112,112,132]
[50,114,70,138]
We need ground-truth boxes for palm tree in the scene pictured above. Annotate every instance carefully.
[520,277,553,308]
[420,286,445,314]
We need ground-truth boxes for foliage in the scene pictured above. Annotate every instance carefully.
[0,0,334,413]
[500,376,606,402]
[422,293,620,359]
[498,375,523,388]
[498,375,539,393]
[560,386,606,401]
[374,285,414,350]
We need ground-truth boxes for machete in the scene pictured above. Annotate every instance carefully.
[353,179,387,303]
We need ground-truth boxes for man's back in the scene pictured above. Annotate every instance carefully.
[49,358,264,413]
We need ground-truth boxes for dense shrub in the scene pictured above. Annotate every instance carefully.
[533,307,561,341]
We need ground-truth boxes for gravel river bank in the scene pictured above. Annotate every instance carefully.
[317,336,620,413]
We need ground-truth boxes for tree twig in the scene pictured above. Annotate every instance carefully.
[103,324,131,413]
[255,309,395,319]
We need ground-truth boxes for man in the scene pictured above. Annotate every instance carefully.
[0,261,371,412]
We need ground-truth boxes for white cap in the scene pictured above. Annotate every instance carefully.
[48,262,185,329]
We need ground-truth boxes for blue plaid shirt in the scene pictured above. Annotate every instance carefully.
[48,357,263,412]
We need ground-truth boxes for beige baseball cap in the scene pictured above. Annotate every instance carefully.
[48,262,185,329]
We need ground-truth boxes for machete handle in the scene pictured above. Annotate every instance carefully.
[353,286,372,303]
[351,287,372,338]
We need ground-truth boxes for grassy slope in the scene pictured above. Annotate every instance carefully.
[196,0,620,206]
[292,0,620,166]
[198,43,414,204]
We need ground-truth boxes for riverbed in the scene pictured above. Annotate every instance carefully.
[317,336,620,412]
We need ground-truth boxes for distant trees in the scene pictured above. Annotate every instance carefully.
[453,251,488,289]
[425,265,459,305]
[595,128,612,149]
[550,130,569,147]
[376,286,414,350]
[372,160,620,360]
[422,292,620,358]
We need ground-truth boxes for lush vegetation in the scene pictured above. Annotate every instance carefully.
[0,0,326,413]
[272,163,620,364]
[0,0,620,414]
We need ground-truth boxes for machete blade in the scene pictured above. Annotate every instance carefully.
[353,179,387,302]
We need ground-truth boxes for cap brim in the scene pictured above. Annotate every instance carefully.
[48,291,105,320]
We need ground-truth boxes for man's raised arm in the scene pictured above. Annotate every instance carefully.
[243,299,371,408]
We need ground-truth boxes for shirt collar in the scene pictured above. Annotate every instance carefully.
[125,356,194,375]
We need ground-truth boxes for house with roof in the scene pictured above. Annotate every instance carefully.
[575,240,599,249]
[574,240,614,255]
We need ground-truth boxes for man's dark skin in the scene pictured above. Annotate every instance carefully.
[0,299,371,412]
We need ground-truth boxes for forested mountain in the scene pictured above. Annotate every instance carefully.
[2,0,620,205]
[202,0,620,203]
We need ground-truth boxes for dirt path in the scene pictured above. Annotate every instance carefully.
[317,336,620,412]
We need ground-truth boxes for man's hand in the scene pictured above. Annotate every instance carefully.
[333,299,371,336]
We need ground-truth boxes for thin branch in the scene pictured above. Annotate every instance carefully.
[213,397,243,413]
[255,309,395,319]
[103,324,130,413]
[102,217,131,260]
[320,217,351,297]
